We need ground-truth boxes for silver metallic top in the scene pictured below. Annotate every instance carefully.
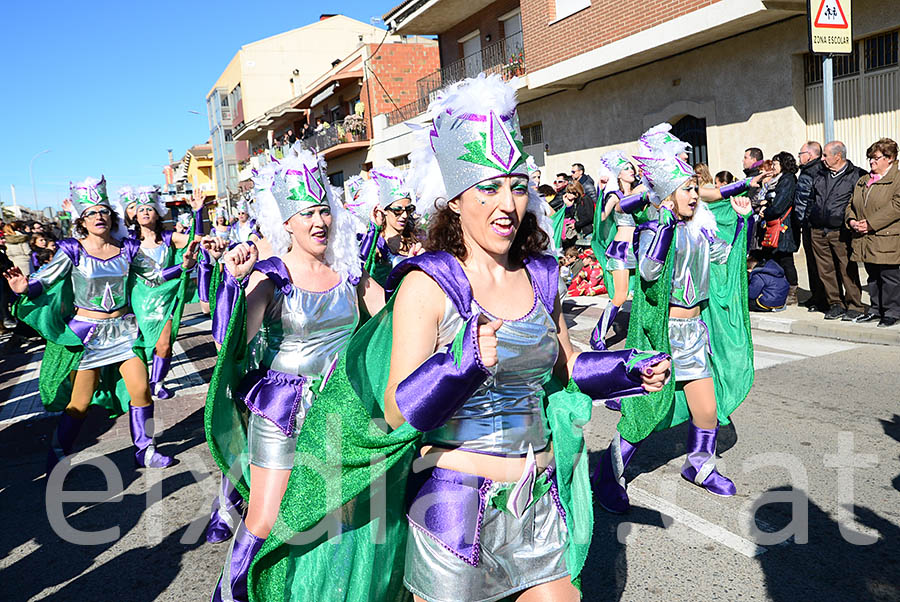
[230,222,255,243]
[638,222,731,308]
[423,290,559,456]
[614,209,637,228]
[138,242,170,269]
[260,278,359,378]
[32,243,170,312]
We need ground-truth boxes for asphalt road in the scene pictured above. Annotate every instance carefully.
[0,301,897,601]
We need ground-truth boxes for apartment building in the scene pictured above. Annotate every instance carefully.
[385,0,899,179]
[206,15,392,204]
[237,37,439,187]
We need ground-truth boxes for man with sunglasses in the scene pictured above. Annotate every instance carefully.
[572,162,597,204]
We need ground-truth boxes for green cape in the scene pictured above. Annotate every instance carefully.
[618,203,754,442]
[242,258,596,601]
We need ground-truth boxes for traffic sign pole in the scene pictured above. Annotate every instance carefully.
[823,54,834,143]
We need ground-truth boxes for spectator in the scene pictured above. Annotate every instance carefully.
[808,141,867,320]
[795,141,826,311]
[34,247,55,268]
[300,122,311,139]
[29,232,51,272]
[748,257,790,311]
[846,138,900,327]
[562,180,594,247]
[538,184,562,211]
[554,173,570,191]
[743,147,765,198]
[715,171,735,187]
[694,162,714,186]
[572,163,597,204]
[759,152,800,304]
[2,222,32,276]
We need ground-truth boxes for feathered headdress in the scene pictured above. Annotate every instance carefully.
[65,176,129,239]
[407,74,555,251]
[135,186,169,218]
[633,123,695,201]
[118,186,137,209]
[254,144,361,281]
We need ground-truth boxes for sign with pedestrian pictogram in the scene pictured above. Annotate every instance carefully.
[808,0,852,54]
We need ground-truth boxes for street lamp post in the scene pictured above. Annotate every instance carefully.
[29,149,52,211]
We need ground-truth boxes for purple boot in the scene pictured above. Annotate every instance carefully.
[150,353,174,400]
[46,412,86,475]
[206,476,243,544]
[589,303,620,351]
[604,398,622,411]
[211,522,265,602]
[592,434,641,514]
[680,421,736,496]
[129,404,175,468]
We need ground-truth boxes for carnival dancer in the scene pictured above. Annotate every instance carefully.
[593,128,756,514]
[3,176,199,473]
[129,186,203,400]
[213,209,231,239]
[246,74,670,602]
[119,186,139,237]
[589,151,649,354]
[229,201,256,244]
[354,166,424,285]
[205,147,385,601]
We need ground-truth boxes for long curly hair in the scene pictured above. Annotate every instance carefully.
[425,203,548,267]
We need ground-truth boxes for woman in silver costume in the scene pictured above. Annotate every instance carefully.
[354,166,424,286]
[594,128,757,516]
[384,75,670,602]
[207,148,385,602]
[125,186,205,399]
[3,176,199,473]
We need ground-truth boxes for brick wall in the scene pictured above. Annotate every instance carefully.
[521,0,722,72]
[365,41,440,124]
[438,0,522,66]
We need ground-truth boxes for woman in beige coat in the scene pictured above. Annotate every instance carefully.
[846,138,900,327]
[2,222,33,276]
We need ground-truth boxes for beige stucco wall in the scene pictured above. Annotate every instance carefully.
[324,149,370,185]
[519,15,814,182]
[210,52,243,98]
[522,0,899,181]
[237,16,399,123]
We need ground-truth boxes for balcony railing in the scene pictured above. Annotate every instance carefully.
[299,116,369,154]
[386,31,526,127]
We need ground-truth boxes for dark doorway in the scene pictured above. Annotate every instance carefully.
[672,115,708,165]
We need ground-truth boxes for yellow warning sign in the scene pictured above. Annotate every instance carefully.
[809,0,853,54]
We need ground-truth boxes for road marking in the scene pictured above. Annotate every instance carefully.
[628,486,769,558]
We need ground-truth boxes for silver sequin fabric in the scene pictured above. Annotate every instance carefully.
[403,478,568,602]
[72,313,139,370]
[248,412,297,469]
[422,291,558,457]
[668,316,712,381]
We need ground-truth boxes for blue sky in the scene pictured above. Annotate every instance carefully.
[0,1,392,212]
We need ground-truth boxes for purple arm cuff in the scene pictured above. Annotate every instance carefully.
[744,216,755,249]
[198,254,212,303]
[358,223,378,263]
[161,265,183,282]
[646,209,676,263]
[718,178,750,199]
[732,215,747,247]
[395,315,490,432]
[571,349,670,400]
[212,268,244,344]
[22,279,43,299]
[194,209,204,235]
[618,191,649,214]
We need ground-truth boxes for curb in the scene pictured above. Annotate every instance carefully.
[750,314,900,346]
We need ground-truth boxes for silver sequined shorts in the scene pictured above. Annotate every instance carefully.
[73,314,138,371]
[404,468,569,602]
[668,315,712,382]
[247,412,297,470]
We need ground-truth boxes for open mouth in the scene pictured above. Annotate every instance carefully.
[687,200,698,210]
[490,216,516,237]
[310,228,328,244]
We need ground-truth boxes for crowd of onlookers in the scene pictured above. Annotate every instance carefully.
[534,136,900,328]
[0,218,66,334]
